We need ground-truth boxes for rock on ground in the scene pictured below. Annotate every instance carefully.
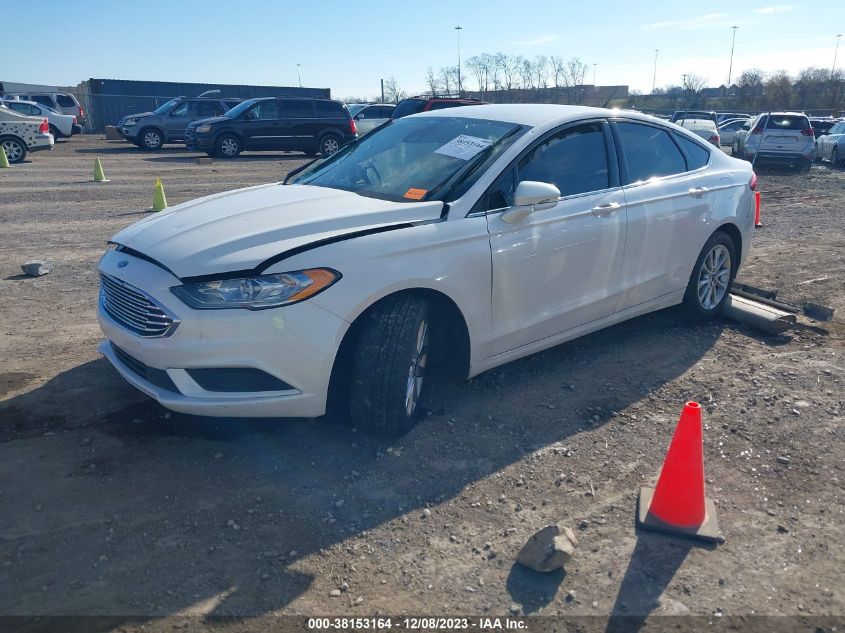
[516,523,578,572]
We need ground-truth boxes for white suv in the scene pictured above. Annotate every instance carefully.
[734,112,815,171]
[0,103,54,163]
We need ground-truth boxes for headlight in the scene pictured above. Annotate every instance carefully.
[195,124,212,134]
[123,118,138,126]
[171,268,340,310]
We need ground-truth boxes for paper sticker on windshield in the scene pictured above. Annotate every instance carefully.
[434,135,492,161]
[403,188,427,200]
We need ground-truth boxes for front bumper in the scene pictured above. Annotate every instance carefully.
[118,125,138,141]
[184,132,213,150]
[97,250,350,418]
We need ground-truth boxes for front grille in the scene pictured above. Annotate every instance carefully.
[111,343,178,393]
[100,273,178,337]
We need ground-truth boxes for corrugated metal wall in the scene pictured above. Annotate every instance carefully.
[77,79,331,133]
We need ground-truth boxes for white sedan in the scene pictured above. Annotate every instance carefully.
[814,120,845,167]
[97,105,756,436]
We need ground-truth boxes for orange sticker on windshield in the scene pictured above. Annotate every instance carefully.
[403,188,427,200]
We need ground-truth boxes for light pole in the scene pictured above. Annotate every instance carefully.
[833,34,843,75]
[652,49,659,93]
[455,26,463,96]
[593,63,597,86]
[296,64,301,88]
[728,25,738,85]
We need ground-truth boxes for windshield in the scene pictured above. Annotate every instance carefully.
[153,98,180,115]
[292,116,523,202]
[392,99,426,119]
[223,98,262,119]
[346,104,366,116]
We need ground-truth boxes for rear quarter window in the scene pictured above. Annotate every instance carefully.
[391,99,426,118]
[314,101,345,117]
[616,122,687,183]
[674,134,711,171]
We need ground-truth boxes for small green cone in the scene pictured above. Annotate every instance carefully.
[0,145,10,168]
[92,157,109,182]
[149,178,168,212]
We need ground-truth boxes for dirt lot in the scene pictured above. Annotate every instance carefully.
[0,136,843,631]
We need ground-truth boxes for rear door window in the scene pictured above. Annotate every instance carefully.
[280,99,314,118]
[674,134,711,171]
[518,122,610,196]
[314,100,343,117]
[195,101,217,117]
[616,122,687,183]
[56,94,76,107]
[170,101,197,117]
[31,95,55,107]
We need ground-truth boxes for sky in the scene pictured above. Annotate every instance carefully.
[2,0,842,99]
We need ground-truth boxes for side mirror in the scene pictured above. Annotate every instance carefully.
[502,181,561,224]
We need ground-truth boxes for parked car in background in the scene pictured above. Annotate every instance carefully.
[186,97,355,158]
[1,99,80,139]
[814,120,845,167]
[809,117,840,138]
[0,91,85,127]
[97,104,755,436]
[0,103,54,163]
[391,96,483,119]
[717,118,750,146]
[346,103,394,135]
[676,118,720,146]
[116,95,242,150]
[671,110,718,124]
[716,112,751,124]
[732,112,815,171]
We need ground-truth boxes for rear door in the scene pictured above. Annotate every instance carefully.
[278,99,316,150]
[613,120,716,308]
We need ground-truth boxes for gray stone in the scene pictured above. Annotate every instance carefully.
[329,589,341,597]
[516,524,578,572]
[21,260,53,277]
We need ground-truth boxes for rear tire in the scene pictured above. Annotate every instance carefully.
[48,125,63,140]
[349,295,431,436]
[0,136,27,163]
[797,157,811,173]
[319,134,342,156]
[682,232,736,319]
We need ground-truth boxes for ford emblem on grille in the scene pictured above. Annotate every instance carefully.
[117,260,128,268]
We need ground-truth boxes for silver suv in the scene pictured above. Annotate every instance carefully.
[732,112,815,171]
[116,95,241,150]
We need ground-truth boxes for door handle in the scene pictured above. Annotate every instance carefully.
[689,186,709,198]
[590,202,621,216]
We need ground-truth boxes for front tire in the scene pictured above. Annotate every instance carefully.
[140,128,164,150]
[0,136,27,163]
[216,134,241,158]
[349,295,431,436]
[683,232,736,319]
[833,147,842,169]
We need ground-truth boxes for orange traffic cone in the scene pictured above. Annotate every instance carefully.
[637,402,724,543]
[754,191,762,228]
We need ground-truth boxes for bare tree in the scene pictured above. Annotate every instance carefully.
[534,55,549,88]
[763,71,793,109]
[480,53,497,93]
[466,56,486,97]
[682,73,706,93]
[518,56,533,89]
[382,77,407,104]
[425,66,440,96]
[736,68,765,88]
[565,57,589,86]
[497,53,520,92]
[549,55,567,87]
[439,66,458,96]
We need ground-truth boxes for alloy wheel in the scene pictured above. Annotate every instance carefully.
[220,138,238,156]
[143,131,162,149]
[322,137,340,155]
[404,320,429,417]
[697,244,731,310]
[2,140,23,162]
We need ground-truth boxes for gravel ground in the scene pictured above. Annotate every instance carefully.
[0,137,843,632]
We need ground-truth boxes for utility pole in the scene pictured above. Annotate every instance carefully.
[455,26,463,96]
[728,26,738,85]
[833,34,843,75]
[297,64,302,88]
[381,79,385,103]
[652,49,659,93]
[593,63,597,86]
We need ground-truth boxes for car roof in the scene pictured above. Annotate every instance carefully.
[413,104,662,128]
[1,99,40,106]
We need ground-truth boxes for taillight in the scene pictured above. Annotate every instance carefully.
[79,106,85,118]
[349,118,357,135]
[708,135,719,145]
[73,116,77,124]
[801,128,814,137]
[749,172,757,191]
[39,118,49,134]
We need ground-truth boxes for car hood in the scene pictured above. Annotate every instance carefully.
[110,183,444,279]
[122,112,154,121]
[190,116,229,127]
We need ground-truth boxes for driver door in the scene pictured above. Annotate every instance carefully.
[165,100,197,140]
[484,120,628,355]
